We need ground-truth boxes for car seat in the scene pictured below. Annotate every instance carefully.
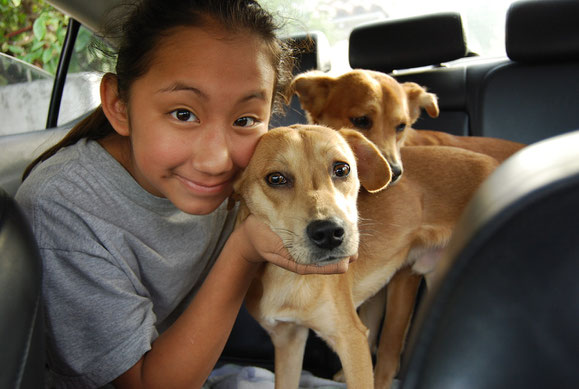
[398,129,579,389]
[471,0,579,144]
[348,12,471,136]
[0,188,44,389]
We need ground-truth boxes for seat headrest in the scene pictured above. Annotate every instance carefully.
[506,0,579,63]
[349,12,467,73]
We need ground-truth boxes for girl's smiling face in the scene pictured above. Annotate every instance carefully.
[108,25,276,214]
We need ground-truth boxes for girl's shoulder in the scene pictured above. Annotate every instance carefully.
[16,139,115,209]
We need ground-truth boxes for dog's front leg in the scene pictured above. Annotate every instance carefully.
[374,266,422,389]
[317,300,374,388]
[269,321,309,389]
[359,286,388,354]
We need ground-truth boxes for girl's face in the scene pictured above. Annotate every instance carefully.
[122,26,275,214]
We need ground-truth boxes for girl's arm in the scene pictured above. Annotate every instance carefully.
[113,215,350,389]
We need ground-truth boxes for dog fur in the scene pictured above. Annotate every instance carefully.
[290,69,526,388]
[235,124,498,388]
[291,69,525,182]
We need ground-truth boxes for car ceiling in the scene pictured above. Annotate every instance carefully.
[48,0,122,33]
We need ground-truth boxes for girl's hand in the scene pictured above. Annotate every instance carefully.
[237,215,353,275]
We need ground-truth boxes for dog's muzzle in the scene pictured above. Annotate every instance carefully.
[307,219,345,250]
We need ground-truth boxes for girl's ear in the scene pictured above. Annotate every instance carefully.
[100,73,130,136]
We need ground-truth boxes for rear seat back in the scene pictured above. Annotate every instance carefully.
[0,125,71,197]
[470,0,579,144]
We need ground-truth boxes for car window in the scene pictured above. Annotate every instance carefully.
[57,25,113,127]
[0,52,53,136]
[0,7,111,136]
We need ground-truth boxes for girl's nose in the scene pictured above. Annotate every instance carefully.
[192,126,234,175]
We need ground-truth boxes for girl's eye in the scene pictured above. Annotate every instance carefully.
[234,116,257,127]
[333,162,350,178]
[266,172,288,186]
[171,109,197,122]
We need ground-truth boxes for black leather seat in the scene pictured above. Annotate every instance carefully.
[470,0,579,144]
[399,129,579,389]
[0,189,44,389]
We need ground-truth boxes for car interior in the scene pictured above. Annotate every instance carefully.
[1,0,578,388]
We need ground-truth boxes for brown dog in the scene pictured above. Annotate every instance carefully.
[235,124,498,388]
[291,69,526,388]
[291,69,525,183]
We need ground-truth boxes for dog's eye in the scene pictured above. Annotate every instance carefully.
[333,162,350,178]
[395,123,406,132]
[350,116,372,130]
[266,173,288,186]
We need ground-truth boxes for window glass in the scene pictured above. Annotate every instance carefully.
[0,20,113,135]
[0,0,66,135]
[0,52,53,136]
[57,25,114,126]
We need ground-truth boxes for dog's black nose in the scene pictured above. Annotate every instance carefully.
[390,163,403,183]
[307,220,345,250]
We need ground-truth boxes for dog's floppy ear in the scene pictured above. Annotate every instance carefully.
[291,71,334,119]
[402,82,439,123]
[339,128,392,193]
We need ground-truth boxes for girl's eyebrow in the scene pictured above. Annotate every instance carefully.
[241,91,267,103]
[157,82,207,99]
[157,82,268,103]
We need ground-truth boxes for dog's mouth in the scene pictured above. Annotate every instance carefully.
[312,254,352,267]
[390,172,402,184]
[283,244,357,266]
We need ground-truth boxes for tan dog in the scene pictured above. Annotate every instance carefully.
[291,69,526,388]
[235,124,498,388]
[291,69,525,183]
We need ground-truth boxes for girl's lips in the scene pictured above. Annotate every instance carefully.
[175,174,231,195]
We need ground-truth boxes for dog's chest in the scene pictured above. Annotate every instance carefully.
[257,265,340,326]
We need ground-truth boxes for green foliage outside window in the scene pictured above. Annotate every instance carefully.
[0,0,67,74]
[1,0,115,78]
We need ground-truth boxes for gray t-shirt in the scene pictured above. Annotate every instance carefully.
[15,139,237,388]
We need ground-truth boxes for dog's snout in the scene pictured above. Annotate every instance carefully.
[307,220,345,250]
[390,163,403,183]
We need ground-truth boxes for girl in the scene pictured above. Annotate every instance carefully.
[16,1,350,388]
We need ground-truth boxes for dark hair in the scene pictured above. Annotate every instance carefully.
[23,0,295,180]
